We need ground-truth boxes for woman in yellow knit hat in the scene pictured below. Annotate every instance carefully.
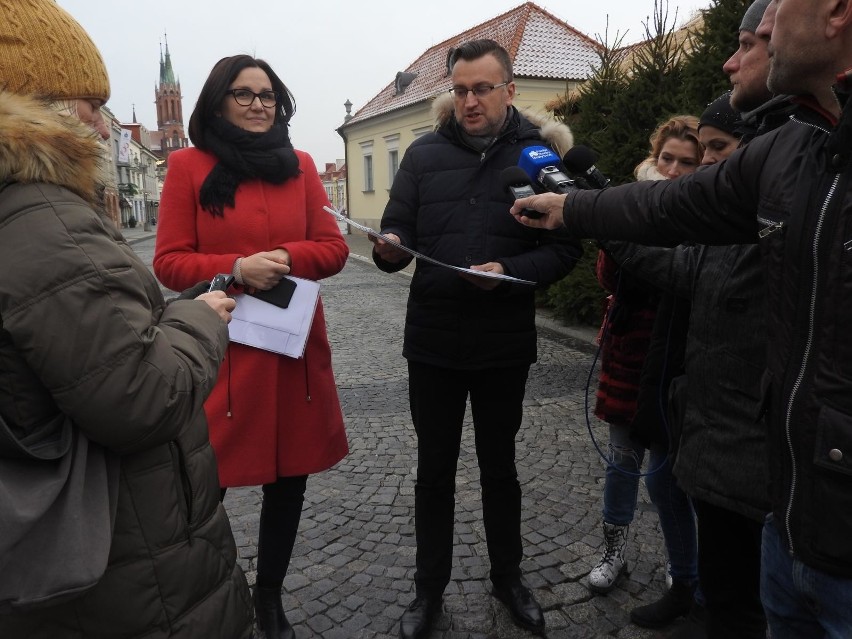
[0,1,253,637]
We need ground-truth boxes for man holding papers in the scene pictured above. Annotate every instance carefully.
[372,39,580,639]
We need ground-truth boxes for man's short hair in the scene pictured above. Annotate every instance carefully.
[448,39,513,82]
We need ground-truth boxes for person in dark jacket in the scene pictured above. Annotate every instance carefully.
[372,38,581,639]
[604,90,773,639]
[587,119,704,635]
[510,1,852,635]
[604,5,778,634]
[618,119,702,632]
[0,2,252,638]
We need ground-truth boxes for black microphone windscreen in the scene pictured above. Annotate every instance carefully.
[563,145,598,174]
[500,165,534,187]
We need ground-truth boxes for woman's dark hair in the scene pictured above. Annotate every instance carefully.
[188,54,296,148]
[447,39,513,82]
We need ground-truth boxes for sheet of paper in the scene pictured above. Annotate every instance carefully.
[228,276,320,358]
[324,206,536,286]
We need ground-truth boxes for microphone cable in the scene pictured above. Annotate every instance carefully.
[581,259,678,479]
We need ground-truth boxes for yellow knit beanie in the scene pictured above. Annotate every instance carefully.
[0,0,110,102]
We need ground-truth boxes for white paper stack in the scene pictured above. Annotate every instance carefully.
[227,276,320,358]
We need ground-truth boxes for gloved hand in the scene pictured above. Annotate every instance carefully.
[169,281,211,303]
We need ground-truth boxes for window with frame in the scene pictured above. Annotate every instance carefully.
[336,181,346,210]
[363,154,373,192]
[360,141,374,192]
[388,150,399,184]
[385,134,400,187]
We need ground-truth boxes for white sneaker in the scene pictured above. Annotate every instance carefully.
[588,523,628,593]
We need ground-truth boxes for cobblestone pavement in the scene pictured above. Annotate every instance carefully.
[130,230,681,639]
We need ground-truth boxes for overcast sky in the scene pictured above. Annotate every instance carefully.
[58,0,712,164]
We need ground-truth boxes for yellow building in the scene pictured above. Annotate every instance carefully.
[337,1,603,229]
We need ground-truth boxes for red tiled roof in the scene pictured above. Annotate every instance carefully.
[340,2,602,128]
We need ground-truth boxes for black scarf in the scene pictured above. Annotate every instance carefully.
[199,117,301,217]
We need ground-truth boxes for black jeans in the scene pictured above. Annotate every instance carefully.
[693,497,766,638]
[407,360,529,596]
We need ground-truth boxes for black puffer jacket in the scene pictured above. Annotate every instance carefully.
[564,93,852,577]
[0,91,252,637]
[374,97,581,369]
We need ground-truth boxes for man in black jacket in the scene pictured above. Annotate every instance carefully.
[372,38,580,639]
[510,1,852,636]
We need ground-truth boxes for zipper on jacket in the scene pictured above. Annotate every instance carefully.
[783,174,840,556]
[169,441,195,544]
[757,217,786,239]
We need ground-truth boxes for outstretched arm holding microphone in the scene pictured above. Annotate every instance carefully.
[509,143,611,229]
[510,192,567,229]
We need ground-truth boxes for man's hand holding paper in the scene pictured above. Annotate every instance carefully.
[461,262,505,290]
[369,232,408,263]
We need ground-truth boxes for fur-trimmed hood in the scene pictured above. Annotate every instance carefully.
[430,91,574,157]
[0,90,104,204]
[634,157,667,182]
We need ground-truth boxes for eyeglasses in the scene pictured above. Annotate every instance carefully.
[449,82,509,100]
[225,89,279,108]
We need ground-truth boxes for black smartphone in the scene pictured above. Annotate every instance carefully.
[248,277,297,309]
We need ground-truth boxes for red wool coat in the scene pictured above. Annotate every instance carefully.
[154,147,349,486]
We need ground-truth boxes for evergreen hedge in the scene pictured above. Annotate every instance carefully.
[540,0,751,327]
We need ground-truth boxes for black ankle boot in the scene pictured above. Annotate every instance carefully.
[399,593,441,639]
[492,580,545,634]
[630,579,695,629]
[254,586,295,639]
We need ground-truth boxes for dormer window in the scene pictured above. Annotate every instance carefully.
[394,71,418,96]
[445,49,455,77]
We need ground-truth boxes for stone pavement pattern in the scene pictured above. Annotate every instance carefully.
[129,230,678,639]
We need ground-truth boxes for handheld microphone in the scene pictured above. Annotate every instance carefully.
[517,145,578,194]
[562,145,610,190]
[500,166,543,219]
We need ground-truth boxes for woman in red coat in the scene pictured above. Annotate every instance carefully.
[154,54,349,639]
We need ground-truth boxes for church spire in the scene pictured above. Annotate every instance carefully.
[159,40,165,84]
[160,32,176,86]
[154,32,187,162]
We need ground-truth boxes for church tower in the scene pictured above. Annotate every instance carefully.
[154,34,187,162]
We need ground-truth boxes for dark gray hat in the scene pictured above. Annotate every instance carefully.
[699,91,742,138]
[740,0,771,33]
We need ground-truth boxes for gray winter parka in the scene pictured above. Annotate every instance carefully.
[603,239,769,522]
[0,91,252,637]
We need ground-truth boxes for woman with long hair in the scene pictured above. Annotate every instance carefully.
[588,115,703,632]
[154,54,349,639]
